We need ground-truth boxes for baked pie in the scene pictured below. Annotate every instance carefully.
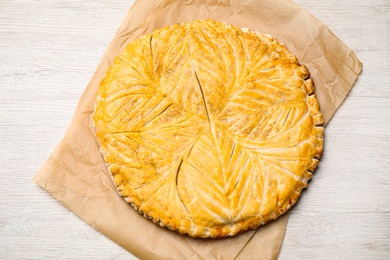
[93,19,324,238]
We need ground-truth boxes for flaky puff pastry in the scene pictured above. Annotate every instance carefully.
[93,19,324,238]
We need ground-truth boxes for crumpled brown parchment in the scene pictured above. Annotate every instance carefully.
[33,0,362,259]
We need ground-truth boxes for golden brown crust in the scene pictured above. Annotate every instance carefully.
[93,19,324,238]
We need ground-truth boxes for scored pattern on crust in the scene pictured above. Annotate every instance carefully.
[93,19,324,238]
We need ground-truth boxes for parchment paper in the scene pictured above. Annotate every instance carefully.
[33,0,362,259]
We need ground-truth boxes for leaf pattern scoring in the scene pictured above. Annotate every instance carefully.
[94,19,324,238]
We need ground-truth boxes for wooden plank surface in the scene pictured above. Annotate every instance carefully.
[0,0,389,259]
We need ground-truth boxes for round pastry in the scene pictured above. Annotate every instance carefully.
[93,19,324,238]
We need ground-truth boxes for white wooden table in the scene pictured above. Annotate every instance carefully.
[1,0,389,259]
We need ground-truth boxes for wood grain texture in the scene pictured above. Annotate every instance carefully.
[0,0,389,259]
